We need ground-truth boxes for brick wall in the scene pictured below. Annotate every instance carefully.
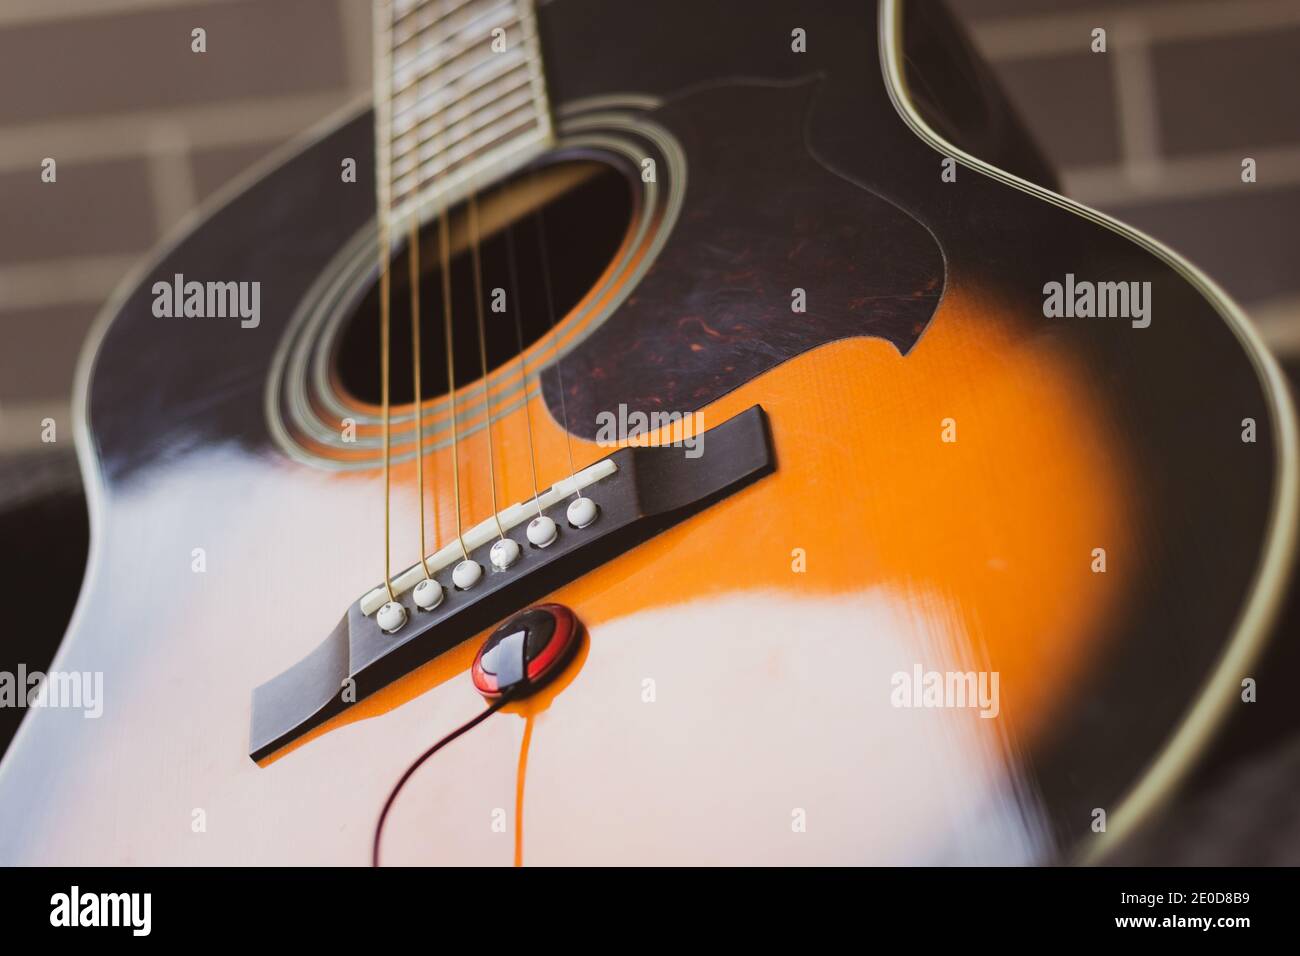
[0,0,370,452]
[0,0,1297,452]
[949,0,1300,358]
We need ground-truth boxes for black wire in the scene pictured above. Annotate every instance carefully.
[371,693,512,867]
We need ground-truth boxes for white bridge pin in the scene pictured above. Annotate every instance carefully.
[567,496,599,529]
[490,537,521,570]
[413,577,443,610]
[526,515,558,548]
[377,601,407,634]
[452,559,483,590]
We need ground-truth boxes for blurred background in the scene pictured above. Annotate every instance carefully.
[1,0,1298,861]
[3,0,1298,449]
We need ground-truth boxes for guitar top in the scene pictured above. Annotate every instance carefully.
[0,0,1293,867]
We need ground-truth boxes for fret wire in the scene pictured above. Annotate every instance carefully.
[393,138,540,215]
[387,4,546,111]
[388,124,550,226]
[392,6,533,100]
[393,0,477,42]
[392,0,428,19]
[391,1,519,81]
[393,20,523,101]
[393,106,538,193]
[383,0,553,220]
[394,115,537,194]
[387,47,530,137]
[393,125,539,209]
[391,75,535,177]
[390,9,533,105]
[391,44,529,137]
[391,82,535,173]
[391,112,540,207]
[391,68,534,155]
[392,0,518,74]
[392,72,520,138]
[393,106,536,186]
[517,1,550,142]
[394,0,496,48]
[392,0,473,22]
[392,24,527,120]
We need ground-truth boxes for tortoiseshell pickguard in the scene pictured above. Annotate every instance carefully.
[541,79,944,439]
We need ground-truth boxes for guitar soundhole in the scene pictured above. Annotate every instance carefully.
[333,157,634,405]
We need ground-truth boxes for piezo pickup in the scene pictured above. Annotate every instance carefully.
[248,405,775,760]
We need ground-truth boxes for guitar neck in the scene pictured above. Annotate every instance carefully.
[374,0,555,229]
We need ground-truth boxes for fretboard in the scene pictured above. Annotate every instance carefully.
[374,0,555,229]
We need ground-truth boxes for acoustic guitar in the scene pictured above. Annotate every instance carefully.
[0,0,1293,866]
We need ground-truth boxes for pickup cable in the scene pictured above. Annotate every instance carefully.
[371,622,530,867]
[371,692,513,867]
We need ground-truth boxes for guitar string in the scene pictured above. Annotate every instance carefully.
[408,216,435,580]
[468,182,508,541]
[439,183,471,562]
[376,0,397,603]
[534,200,583,498]
[372,693,512,867]
[504,218,544,517]
[385,5,550,587]
[380,237,396,601]
[405,2,456,584]
[398,0,473,567]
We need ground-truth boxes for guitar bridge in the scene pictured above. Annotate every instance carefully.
[248,405,775,761]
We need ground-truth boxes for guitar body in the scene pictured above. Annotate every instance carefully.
[0,0,1293,865]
